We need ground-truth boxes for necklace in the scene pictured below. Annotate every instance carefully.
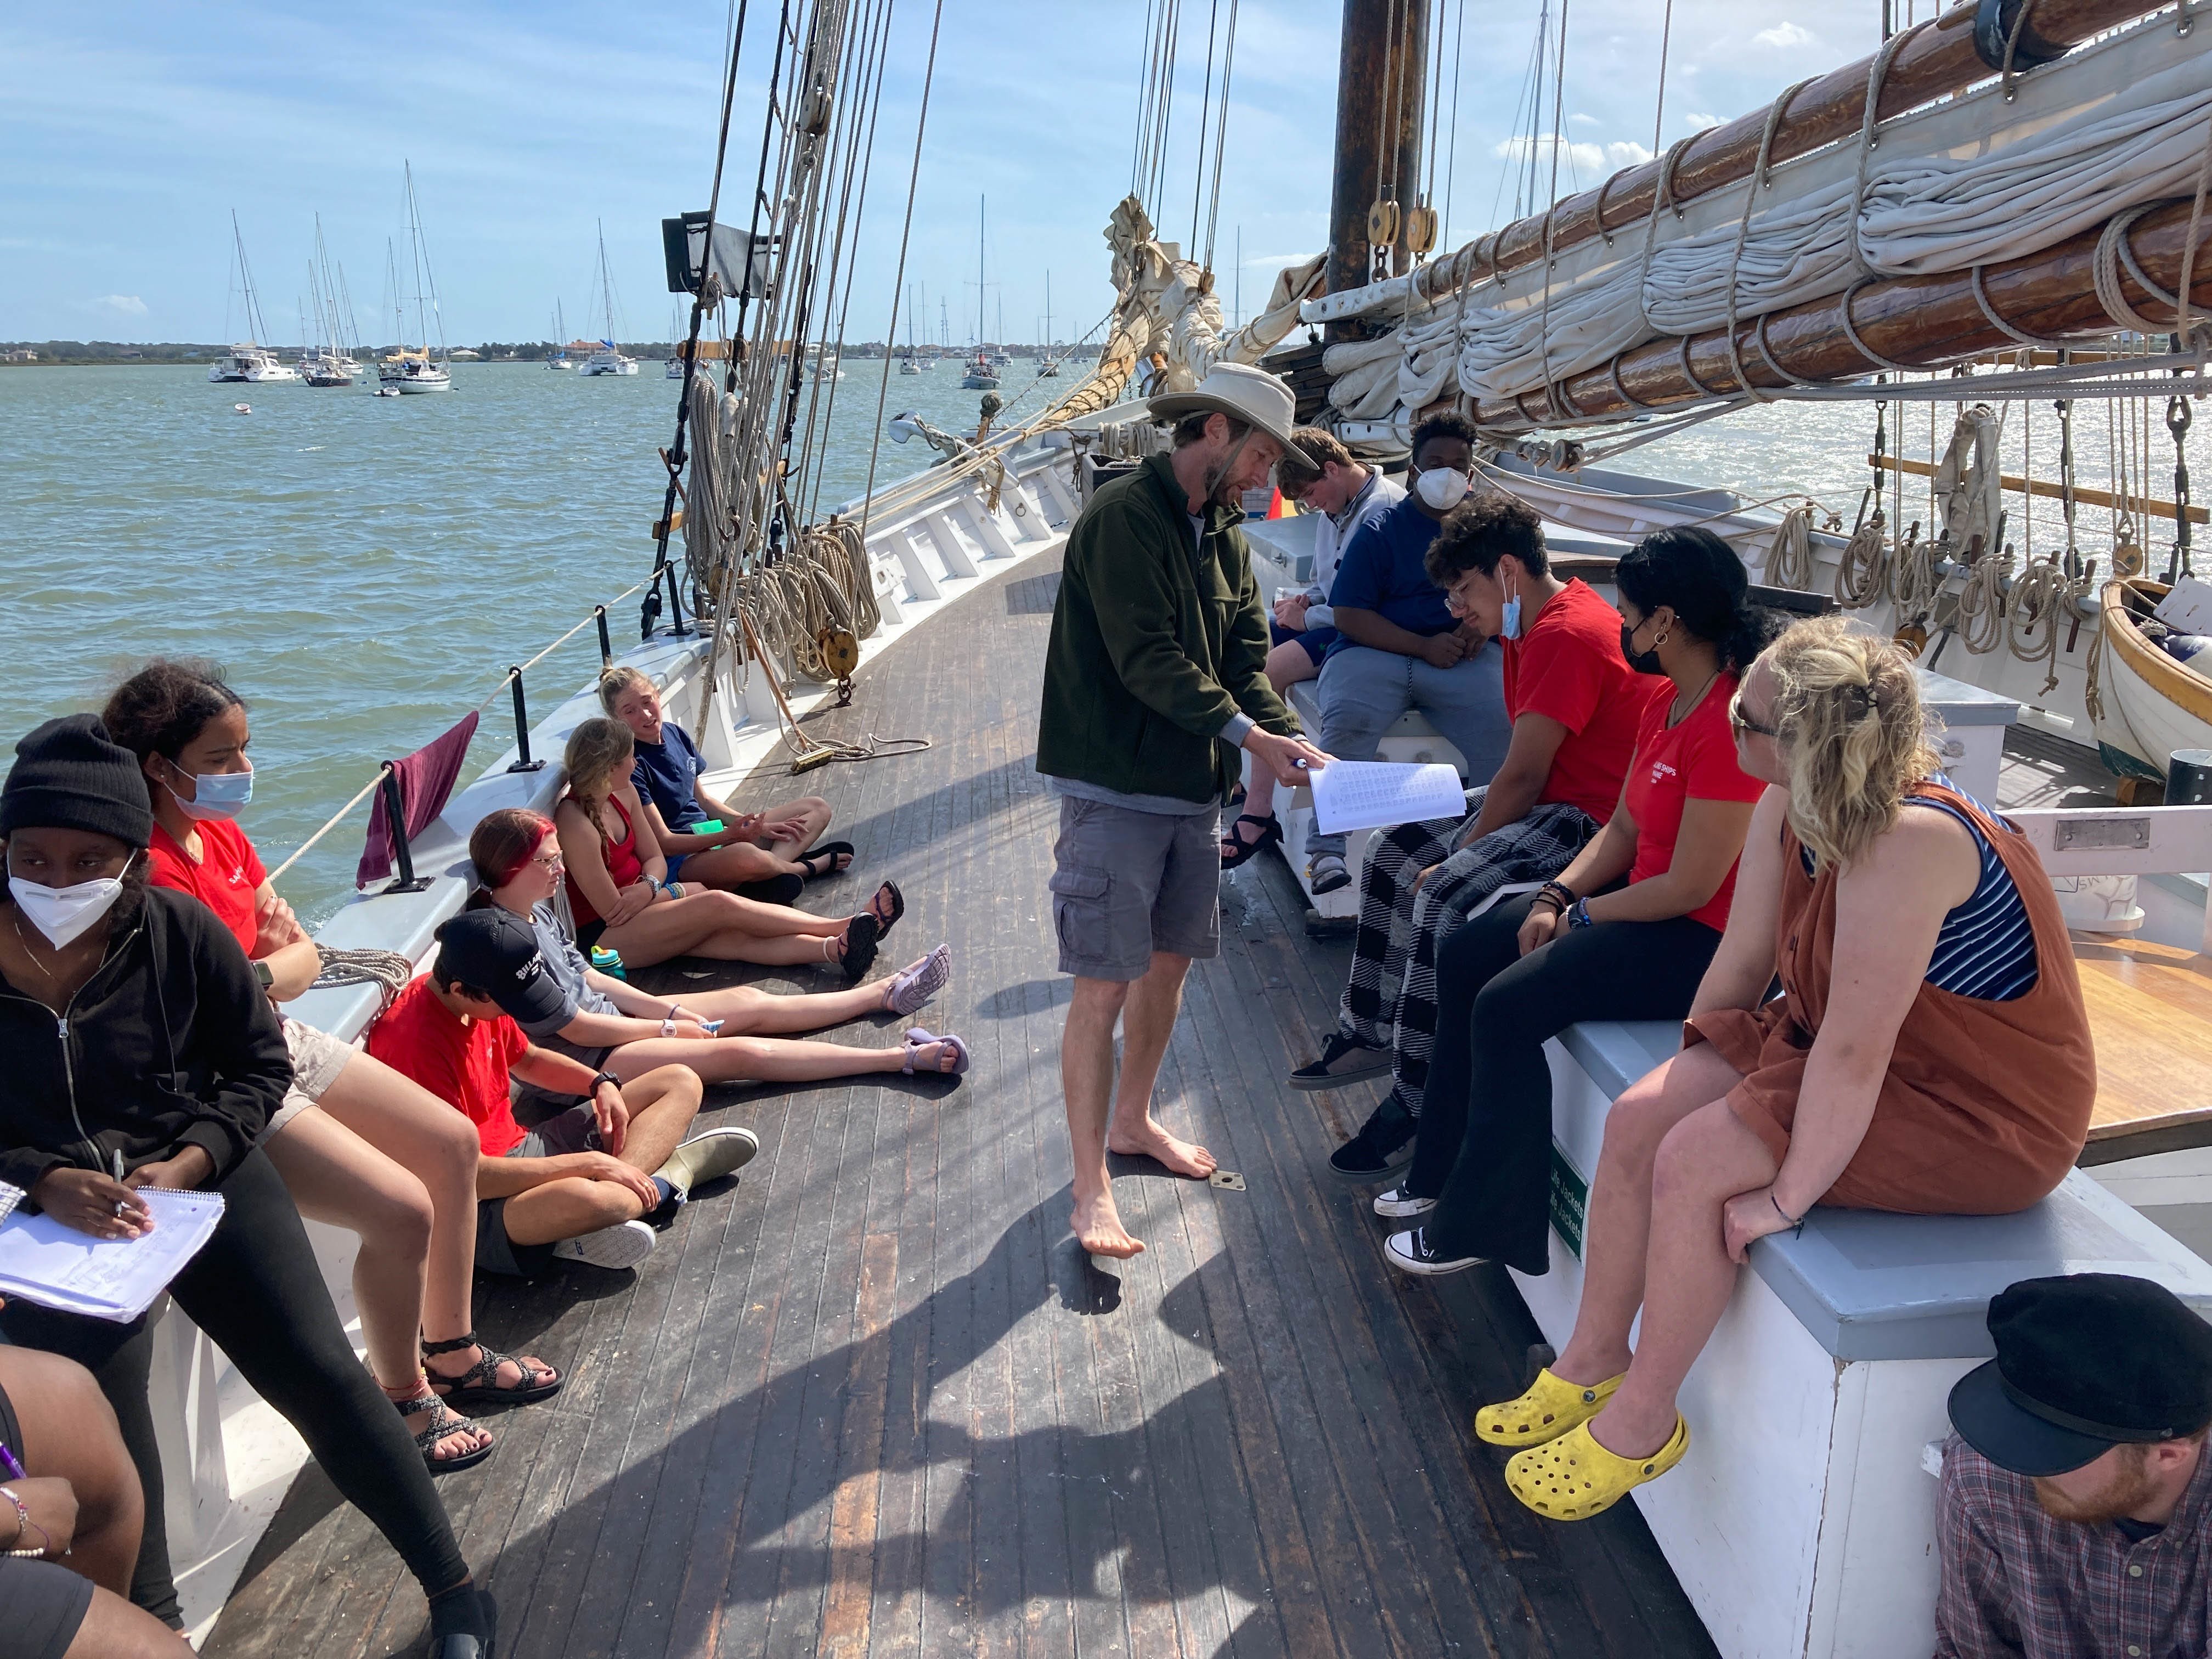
[1668,669,1721,729]
[8,913,60,984]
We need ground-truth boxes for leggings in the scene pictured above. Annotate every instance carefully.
[0,1150,467,1626]
[1410,893,1722,1272]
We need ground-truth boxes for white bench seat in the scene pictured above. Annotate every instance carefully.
[1524,1015,2212,1659]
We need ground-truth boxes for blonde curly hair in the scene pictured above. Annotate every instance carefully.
[1763,616,1939,870]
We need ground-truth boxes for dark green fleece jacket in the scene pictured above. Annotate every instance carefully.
[1036,452,1300,805]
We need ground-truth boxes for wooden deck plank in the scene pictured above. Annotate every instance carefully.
[204,544,1713,1659]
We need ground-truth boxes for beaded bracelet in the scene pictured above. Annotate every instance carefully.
[1,1486,50,1559]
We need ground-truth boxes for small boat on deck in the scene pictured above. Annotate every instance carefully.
[2093,577,2212,789]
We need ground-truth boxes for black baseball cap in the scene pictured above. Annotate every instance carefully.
[432,907,569,1028]
[1948,1273,2212,1476]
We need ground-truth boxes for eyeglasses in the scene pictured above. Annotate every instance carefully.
[529,851,564,871]
[1728,684,1779,739]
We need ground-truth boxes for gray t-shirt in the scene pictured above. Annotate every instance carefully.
[524,902,621,1038]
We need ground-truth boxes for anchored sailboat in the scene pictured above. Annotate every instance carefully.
[377,163,452,394]
[208,212,297,384]
[582,223,637,376]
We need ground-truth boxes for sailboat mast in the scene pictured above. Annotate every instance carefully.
[1325,0,1427,340]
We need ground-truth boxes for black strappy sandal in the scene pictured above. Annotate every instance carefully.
[422,1333,562,1407]
[393,1385,495,1475]
[1220,813,1283,870]
[838,912,881,984]
[868,878,904,934]
[795,840,855,882]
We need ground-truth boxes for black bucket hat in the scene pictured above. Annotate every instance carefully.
[1949,1273,2212,1476]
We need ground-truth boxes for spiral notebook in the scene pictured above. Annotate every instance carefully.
[0,1182,225,1323]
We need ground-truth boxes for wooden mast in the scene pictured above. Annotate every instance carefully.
[1307,0,2175,325]
[1324,0,1426,341]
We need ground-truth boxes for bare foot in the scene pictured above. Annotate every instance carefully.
[1108,1117,1218,1179]
[1073,1188,1144,1259]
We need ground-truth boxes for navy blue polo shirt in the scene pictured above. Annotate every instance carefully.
[1324,494,1455,659]
[631,723,708,830]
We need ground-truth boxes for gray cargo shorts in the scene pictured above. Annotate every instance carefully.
[1049,794,1222,980]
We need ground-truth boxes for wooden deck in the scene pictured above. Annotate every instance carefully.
[204,549,1714,1659]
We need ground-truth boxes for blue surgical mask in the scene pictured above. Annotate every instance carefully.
[1500,588,1523,641]
[168,764,253,821]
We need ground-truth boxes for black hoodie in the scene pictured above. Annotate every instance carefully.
[0,884,290,1201]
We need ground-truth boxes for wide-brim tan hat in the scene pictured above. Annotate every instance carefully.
[1149,361,1313,467]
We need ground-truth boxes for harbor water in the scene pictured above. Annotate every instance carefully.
[4,361,2204,921]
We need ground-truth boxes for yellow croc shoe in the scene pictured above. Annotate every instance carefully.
[1505,1414,1690,1521]
[1474,1367,1624,1447]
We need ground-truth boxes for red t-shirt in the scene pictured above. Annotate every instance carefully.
[147,817,266,956]
[1624,673,1768,932]
[1499,579,1667,823]
[365,976,532,1156]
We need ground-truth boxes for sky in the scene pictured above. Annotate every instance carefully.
[1,0,1882,349]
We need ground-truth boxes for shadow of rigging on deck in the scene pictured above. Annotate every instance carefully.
[456,1195,1289,1659]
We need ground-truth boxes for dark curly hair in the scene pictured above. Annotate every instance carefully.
[100,659,246,766]
[1410,410,1477,462]
[1425,492,1547,583]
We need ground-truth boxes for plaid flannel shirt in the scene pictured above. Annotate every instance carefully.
[1936,1434,2212,1659]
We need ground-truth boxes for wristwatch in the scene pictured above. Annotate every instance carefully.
[253,958,275,991]
[1567,898,1594,929]
[590,1070,622,1096]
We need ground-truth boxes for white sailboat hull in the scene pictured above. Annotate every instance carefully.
[2094,580,2212,781]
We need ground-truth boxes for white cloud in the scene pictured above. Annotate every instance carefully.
[1752,21,1818,47]
[94,295,148,316]
[1684,112,1724,131]
[1568,112,1600,127]
[1492,134,1654,174]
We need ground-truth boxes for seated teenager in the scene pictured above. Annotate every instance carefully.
[1378,527,1773,1258]
[368,908,732,1273]
[599,665,851,900]
[554,718,900,984]
[104,659,551,1472]
[1302,411,1512,893]
[0,716,493,1654]
[466,808,968,1087]
[1939,1274,2212,1659]
[1482,617,2096,1522]
[0,1344,193,1659]
[1301,498,1664,1182]
[1222,426,1402,867]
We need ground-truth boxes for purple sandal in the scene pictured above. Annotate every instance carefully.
[901,1027,969,1076]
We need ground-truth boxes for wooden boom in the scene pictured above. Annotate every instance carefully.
[1467,199,2212,429]
[1307,0,2172,323]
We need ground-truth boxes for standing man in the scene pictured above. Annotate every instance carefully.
[1038,362,1331,1259]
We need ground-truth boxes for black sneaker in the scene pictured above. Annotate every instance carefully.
[1384,1226,1485,1276]
[1288,1032,1392,1092]
[1327,1091,1416,1183]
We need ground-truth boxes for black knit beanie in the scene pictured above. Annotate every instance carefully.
[1,714,155,847]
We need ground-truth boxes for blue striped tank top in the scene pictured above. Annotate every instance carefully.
[1799,783,2038,1002]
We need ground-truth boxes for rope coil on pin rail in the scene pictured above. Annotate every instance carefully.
[1765,500,1819,590]
[1957,539,2015,654]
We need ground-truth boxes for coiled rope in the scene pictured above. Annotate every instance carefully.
[1956,541,2014,654]
[1766,500,1819,590]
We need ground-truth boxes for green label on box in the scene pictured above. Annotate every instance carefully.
[1549,1142,1589,1260]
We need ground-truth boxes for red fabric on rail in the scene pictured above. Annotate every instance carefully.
[356,710,479,888]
